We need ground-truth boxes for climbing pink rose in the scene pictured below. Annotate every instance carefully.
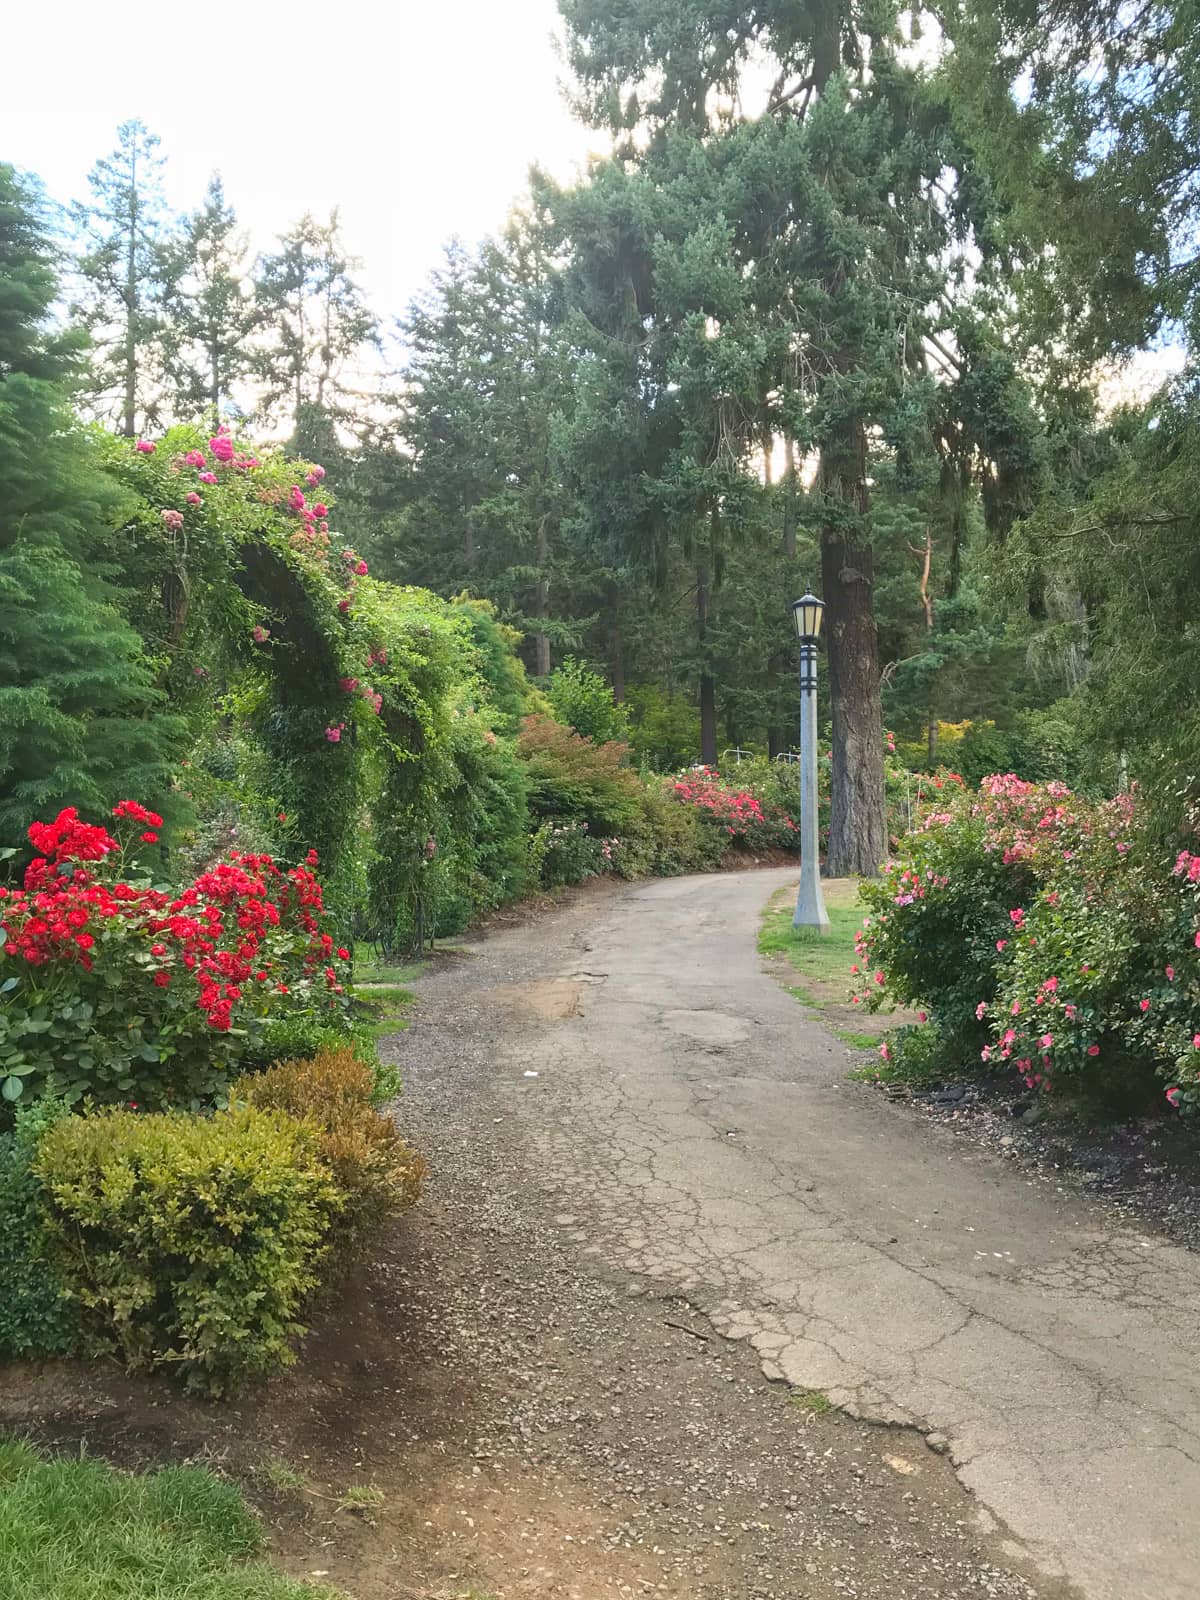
[135,440,156,453]
[183,449,206,467]
[1139,998,1151,1012]
[252,625,270,643]
[186,492,201,505]
[1087,1044,1100,1056]
[199,471,217,484]
[161,509,184,531]
[209,435,235,462]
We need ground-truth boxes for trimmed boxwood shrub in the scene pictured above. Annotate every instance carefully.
[35,1105,339,1396]
[234,1047,425,1254]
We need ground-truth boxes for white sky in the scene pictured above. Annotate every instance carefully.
[1,0,602,324]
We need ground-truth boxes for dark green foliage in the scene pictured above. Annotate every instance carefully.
[0,1099,73,1358]
[0,163,181,841]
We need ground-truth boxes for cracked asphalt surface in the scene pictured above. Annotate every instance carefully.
[405,866,1200,1600]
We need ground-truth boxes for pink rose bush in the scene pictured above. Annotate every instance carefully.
[857,775,1200,1108]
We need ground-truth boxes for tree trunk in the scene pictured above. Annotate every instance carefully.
[533,514,551,676]
[697,559,717,766]
[123,172,138,439]
[606,580,626,704]
[820,421,887,877]
[782,434,798,558]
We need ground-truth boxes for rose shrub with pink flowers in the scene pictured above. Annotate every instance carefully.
[669,767,799,852]
[856,775,1200,1109]
[0,802,353,1114]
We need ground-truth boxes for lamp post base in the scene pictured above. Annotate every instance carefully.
[793,872,831,936]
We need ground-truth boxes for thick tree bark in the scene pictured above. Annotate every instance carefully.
[122,177,138,439]
[820,421,887,877]
[697,559,717,765]
[606,579,626,704]
[533,514,551,676]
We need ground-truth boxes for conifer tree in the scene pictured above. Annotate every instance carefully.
[0,164,179,839]
[160,175,258,424]
[70,119,169,437]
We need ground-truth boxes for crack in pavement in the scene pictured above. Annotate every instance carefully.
[412,868,1197,1600]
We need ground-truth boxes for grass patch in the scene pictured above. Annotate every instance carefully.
[757,882,863,1005]
[0,1437,338,1599]
[831,1028,880,1050]
[252,1457,308,1497]
[790,1388,833,1414]
[337,1483,385,1518]
[354,983,416,1038]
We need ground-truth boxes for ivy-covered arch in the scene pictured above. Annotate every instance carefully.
[104,425,509,938]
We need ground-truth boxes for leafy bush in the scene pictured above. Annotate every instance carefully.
[546,658,630,745]
[234,1047,424,1253]
[858,775,1200,1108]
[35,1105,339,1396]
[528,819,619,888]
[626,685,700,771]
[0,1098,74,1358]
[517,714,641,834]
[0,802,354,1114]
[669,767,799,852]
[620,782,728,877]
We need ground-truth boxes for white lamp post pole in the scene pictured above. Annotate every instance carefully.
[791,593,831,935]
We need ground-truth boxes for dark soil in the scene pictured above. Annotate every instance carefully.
[884,1073,1200,1252]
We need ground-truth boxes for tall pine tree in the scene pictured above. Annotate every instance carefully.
[160,175,258,424]
[0,165,180,839]
[70,120,169,437]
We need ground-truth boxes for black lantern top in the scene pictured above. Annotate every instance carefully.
[791,592,825,643]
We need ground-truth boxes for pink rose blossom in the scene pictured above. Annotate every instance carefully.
[313,503,328,517]
[135,439,156,454]
[354,559,369,576]
[199,471,217,484]
[1167,966,1176,981]
[183,449,206,467]
[1139,998,1151,1012]
[209,435,235,462]
[252,625,270,643]
[1039,1033,1053,1049]
[1087,1043,1100,1056]
[185,491,201,505]
[161,509,184,531]
[1166,1087,1182,1108]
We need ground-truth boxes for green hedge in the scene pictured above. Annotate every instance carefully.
[35,1106,339,1396]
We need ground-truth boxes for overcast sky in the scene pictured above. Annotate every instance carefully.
[2,0,601,323]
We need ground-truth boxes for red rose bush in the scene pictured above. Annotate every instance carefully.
[0,803,353,1111]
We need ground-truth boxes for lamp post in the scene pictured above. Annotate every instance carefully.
[791,593,831,935]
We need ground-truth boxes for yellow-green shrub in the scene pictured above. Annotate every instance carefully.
[234,1048,425,1252]
[34,1106,339,1397]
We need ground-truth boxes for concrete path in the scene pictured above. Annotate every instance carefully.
[433,868,1200,1599]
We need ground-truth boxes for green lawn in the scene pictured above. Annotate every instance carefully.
[354,981,417,1038]
[756,881,864,1007]
[0,1438,338,1600]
